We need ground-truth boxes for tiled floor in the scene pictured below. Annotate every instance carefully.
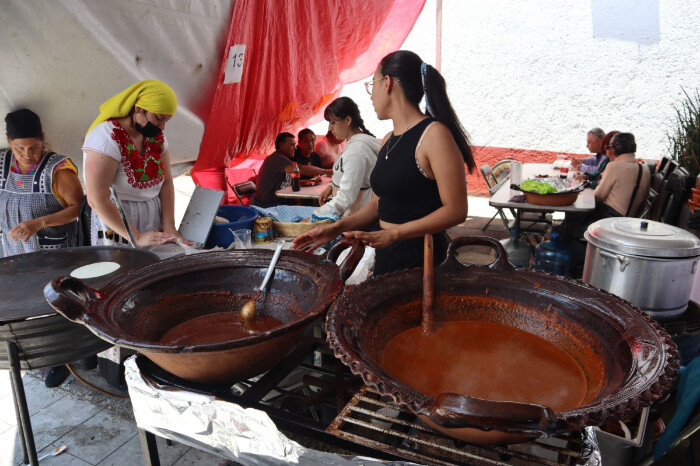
[0,368,225,466]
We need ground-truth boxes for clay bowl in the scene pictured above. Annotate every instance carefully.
[522,190,579,206]
[513,178,588,207]
[44,239,363,384]
[326,236,679,445]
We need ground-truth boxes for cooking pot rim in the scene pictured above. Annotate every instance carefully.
[46,243,364,353]
[585,218,700,258]
[326,236,679,435]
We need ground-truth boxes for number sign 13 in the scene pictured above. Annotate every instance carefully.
[224,44,246,84]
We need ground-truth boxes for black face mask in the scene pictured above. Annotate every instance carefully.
[135,120,162,138]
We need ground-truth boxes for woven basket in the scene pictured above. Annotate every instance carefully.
[273,219,332,238]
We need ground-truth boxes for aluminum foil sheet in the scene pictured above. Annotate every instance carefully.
[581,426,603,466]
[125,357,418,465]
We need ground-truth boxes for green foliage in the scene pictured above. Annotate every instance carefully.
[667,88,700,178]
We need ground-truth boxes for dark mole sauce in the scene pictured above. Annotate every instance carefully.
[381,321,587,411]
[159,312,283,345]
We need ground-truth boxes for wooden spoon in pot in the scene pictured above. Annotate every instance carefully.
[422,234,434,336]
[240,240,285,322]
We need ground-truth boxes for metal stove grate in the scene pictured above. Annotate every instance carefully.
[328,387,586,466]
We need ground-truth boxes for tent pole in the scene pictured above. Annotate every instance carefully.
[436,0,443,72]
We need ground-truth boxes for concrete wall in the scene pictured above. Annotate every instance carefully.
[311,0,700,195]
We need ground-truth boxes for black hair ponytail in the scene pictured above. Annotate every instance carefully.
[324,97,375,138]
[379,51,475,172]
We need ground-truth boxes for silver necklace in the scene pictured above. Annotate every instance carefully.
[384,114,423,160]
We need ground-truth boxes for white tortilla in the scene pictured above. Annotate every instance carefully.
[70,261,121,279]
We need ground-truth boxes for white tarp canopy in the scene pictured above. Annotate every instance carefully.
[0,0,233,174]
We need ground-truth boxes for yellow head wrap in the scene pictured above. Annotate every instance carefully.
[86,79,177,136]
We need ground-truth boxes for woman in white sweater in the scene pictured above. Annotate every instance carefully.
[314,97,381,218]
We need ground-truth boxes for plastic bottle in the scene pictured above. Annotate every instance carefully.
[500,229,532,268]
[291,162,300,192]
[533,232,572,276]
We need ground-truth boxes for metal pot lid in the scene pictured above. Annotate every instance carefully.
[585,218,700,258]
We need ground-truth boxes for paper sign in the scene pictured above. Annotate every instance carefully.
[224,44,246,84]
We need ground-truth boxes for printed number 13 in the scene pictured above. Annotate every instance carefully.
[232,53,244,68]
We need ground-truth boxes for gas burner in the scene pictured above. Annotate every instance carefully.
[329,387,589,466]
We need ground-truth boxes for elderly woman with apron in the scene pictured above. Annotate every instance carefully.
[82,80,189,388]
[1,108,84,386]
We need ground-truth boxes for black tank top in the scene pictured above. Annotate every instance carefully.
[370,118,442,223]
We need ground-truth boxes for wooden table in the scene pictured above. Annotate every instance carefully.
[275,177,332,202]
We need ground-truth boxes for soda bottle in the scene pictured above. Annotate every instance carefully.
[291,162,300,192]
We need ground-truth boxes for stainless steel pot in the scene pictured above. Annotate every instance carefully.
[583,218,700,318]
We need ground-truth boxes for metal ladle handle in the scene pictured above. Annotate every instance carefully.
[259,240,284,291]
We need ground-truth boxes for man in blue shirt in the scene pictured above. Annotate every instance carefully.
[572,127,608,175]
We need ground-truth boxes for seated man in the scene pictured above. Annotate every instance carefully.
[558,133,650,270]
[252,132,331,207]
[575,130,618,188]
[292,128,324,179]
[571,127,608,175]
[594,132,650,218]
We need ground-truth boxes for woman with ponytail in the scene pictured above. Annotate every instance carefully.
[295,51,475,275]
[313,97,381,219]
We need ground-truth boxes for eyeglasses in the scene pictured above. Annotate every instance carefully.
[364,76,385,95]
[11,143,43,154]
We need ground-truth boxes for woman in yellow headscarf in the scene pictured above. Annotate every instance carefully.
[82,80,189,247]
[83,80,191,389]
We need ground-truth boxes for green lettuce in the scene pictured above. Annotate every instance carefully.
[520,180,557,194]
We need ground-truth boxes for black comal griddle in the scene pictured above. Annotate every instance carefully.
[0,246,158,466]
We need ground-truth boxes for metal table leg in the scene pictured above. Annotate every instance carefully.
[138,428,161,466]
[12,389,28,464]
[7,341,38,465]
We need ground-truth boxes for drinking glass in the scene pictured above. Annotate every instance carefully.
[233,229,252,249]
